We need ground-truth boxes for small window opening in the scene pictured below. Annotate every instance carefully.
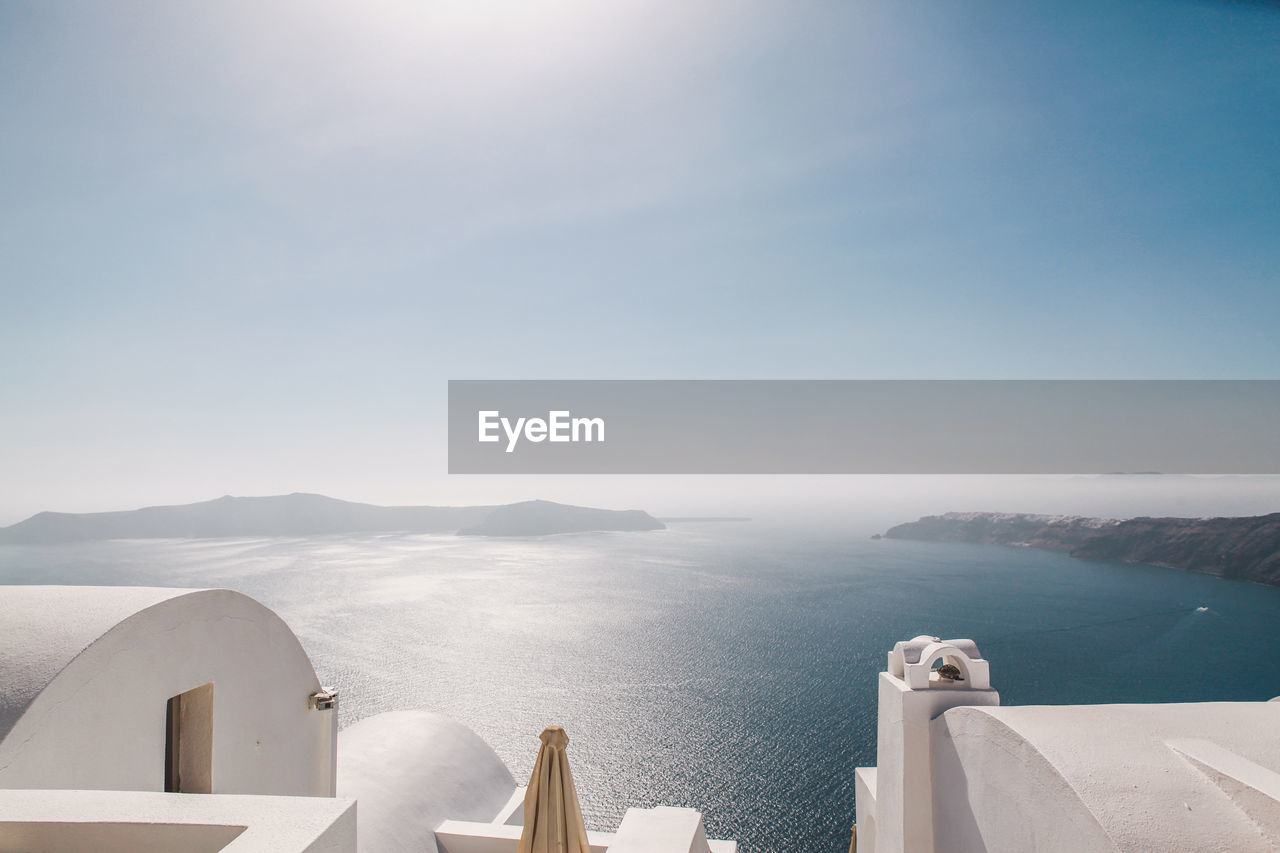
[165,682,213,793]
[931,657,966,683]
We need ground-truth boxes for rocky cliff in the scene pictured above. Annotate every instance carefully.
[884,511,1280,587]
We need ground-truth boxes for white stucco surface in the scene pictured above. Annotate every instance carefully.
[435,815,739,853]
[433,820,614,853]
[931,701,1280,853]
[608,806,723,853]
[859,634,1280,853]
[0,585,190,741]
[874,644,998,853]
[0,586,336,796]
[853,767,877,853]
[0,788,355,852]
[337,710,517,853]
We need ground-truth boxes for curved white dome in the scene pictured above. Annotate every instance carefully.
[338,710,517,853]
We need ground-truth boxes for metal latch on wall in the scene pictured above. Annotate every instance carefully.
[309,688,338,711]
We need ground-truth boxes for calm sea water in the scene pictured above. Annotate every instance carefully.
[4,522,1280,852]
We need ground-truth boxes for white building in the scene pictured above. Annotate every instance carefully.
[0,586,734,853]
[8,584,1277,852]
[855,635,1280,852]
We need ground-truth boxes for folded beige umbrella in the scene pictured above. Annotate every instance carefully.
[518,726,592,853]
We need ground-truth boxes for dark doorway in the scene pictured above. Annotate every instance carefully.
[164,682,213,793]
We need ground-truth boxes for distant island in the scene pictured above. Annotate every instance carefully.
[883,511,1280,587]
[656,516,752,523]
[0,494,666,543]
[458,500,664,536]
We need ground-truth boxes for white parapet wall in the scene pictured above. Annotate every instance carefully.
[608,806,736,853]
[853,767,876,853]
[435,807,737,853]
[0,788,356,853]
[434,820,615,853]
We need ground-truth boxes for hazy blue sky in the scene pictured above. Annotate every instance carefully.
[2,0,1278,521]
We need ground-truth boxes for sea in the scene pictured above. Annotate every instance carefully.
[4,521,1280,853]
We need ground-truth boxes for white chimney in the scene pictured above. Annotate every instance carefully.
[870,636,1000,853]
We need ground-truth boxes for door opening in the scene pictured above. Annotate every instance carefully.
[164,682,213,793]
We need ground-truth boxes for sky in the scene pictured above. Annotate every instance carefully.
[1,0,1279,524]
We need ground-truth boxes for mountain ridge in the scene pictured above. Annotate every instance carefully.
[0,493,664,542]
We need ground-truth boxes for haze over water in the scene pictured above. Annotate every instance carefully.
[4,522,1280,852]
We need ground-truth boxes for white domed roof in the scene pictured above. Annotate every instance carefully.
[338,710,517,853]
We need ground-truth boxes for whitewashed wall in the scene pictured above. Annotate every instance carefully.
[0,586,336,796]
